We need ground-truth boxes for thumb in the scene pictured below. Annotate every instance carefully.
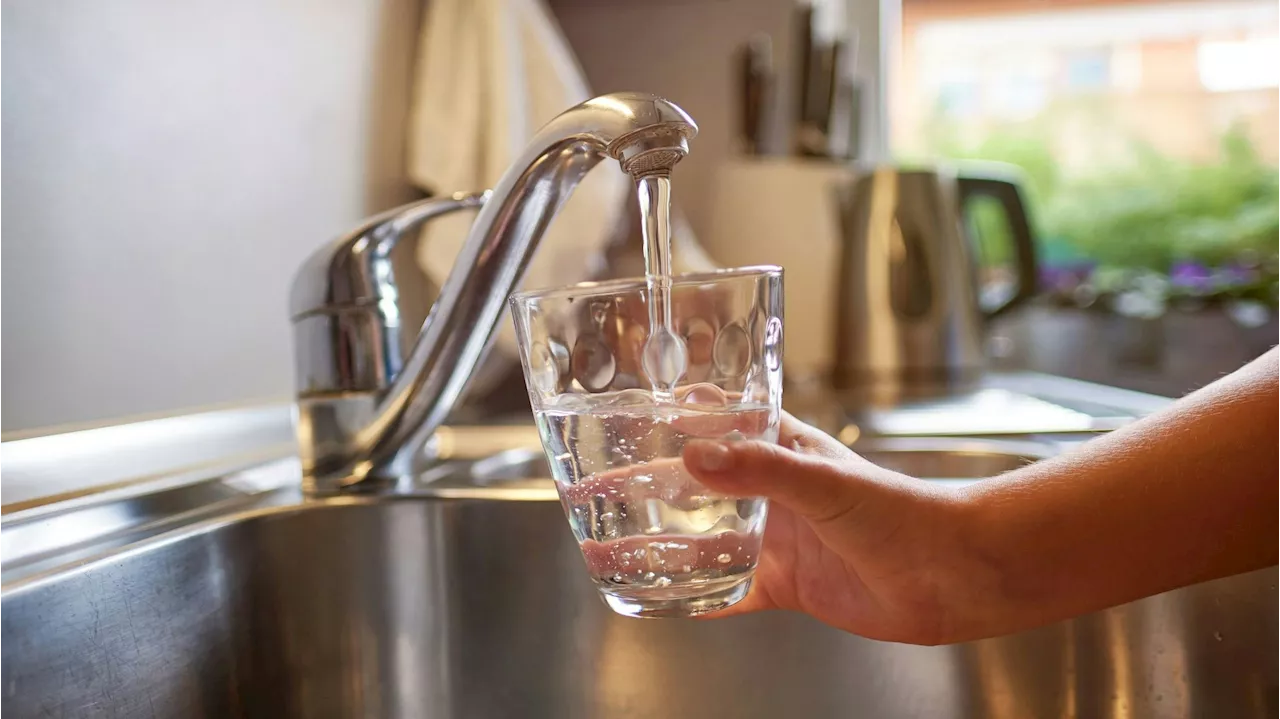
[683,438,864,525]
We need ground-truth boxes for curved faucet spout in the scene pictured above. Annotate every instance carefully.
[293,92,698,491]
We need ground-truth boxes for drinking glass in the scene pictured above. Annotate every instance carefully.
[509,266,784,618]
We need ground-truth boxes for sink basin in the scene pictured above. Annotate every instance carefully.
[3,463,1276,717]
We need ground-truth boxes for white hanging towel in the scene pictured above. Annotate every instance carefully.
[406,0,630,361]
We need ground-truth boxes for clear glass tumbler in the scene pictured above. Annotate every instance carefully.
[509,266,784,618]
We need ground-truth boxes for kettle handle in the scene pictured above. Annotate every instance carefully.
[956,173,1038,318]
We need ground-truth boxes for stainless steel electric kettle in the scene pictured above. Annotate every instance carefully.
[831,164,1038,404]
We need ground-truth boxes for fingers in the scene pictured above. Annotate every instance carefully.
[777,412,858,461]
[683,434,864,525]
[563,413,870,527]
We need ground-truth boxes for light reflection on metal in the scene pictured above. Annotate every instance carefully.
[1103,611,1134,719]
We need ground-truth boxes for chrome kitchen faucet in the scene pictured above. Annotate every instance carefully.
[288,93,698,493]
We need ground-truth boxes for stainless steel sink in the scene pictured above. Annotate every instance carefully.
[4,441,1276,718]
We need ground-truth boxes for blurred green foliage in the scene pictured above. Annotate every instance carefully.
[923,122,1279,273]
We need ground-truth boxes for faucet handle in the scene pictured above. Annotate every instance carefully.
[290,192,489,399]
[289,192,489,321]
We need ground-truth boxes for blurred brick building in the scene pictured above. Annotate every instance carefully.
[893,0,1280,169]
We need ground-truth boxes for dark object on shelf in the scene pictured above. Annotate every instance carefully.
[791,2,814,155]
[736,34,773,156]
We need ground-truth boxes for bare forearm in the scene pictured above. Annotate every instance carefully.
[961,349,1278,639]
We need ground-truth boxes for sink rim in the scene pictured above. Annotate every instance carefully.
[2,371,1168,515]
[1,435,1060,594]
[0,479,569,594]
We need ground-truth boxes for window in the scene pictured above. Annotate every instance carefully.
[991,73,1048,119]
[895,0,1278,351]
[1063,48,1111,91]
[1198,37,1280,93]
[936,80,980,119]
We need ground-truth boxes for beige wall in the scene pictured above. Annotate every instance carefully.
[1,0,423,431]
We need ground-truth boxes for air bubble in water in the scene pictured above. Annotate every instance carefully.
[643,498,663,534]
[716,553,732,564]
[680,382,729,408]
[654,576,673,588]
[610,388,654,409]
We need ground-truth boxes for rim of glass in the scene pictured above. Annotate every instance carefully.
[509,264,782,303]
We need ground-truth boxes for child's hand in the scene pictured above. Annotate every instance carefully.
[683,413,994,645]
[682,349,1279,644]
